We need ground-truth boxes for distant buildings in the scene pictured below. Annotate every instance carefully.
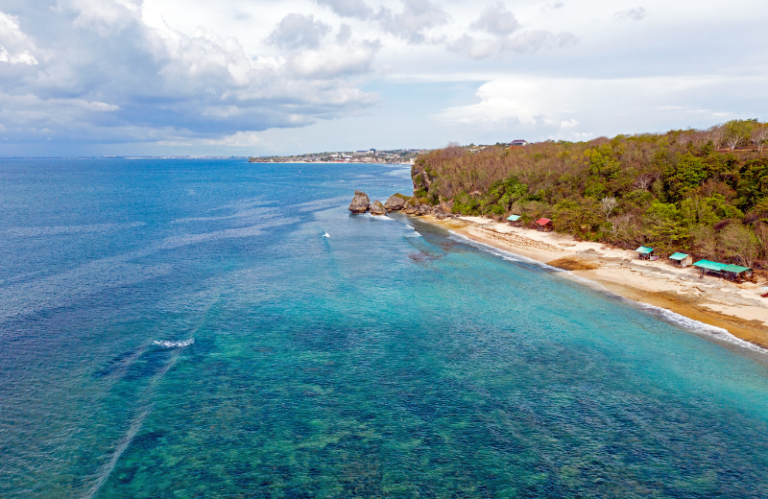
[509,140,529,147]
[248,148,424,164]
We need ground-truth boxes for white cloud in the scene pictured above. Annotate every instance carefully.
[0,11,40,65]
[435,74,768,139]
[471,3,520,36]
[447,3,577,60]
[70,0,143,34]
[375,0,448,43]
[316,0,373,19]
[0,2,380,147]
[289,40,381,78]
[448,29,578,59]
[268,13,331,50]
[616,7,646,21]
[0,0,766,155]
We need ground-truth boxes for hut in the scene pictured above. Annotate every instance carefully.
[506,214,521,226]
[635,246,655,260]
[535,218,553,232]
[668,252,693,268]
[720,264,753,282]
[693,260,726,277]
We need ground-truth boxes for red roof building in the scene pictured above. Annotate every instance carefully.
[535,218,553,231]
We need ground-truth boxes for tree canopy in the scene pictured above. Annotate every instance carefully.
[412,121,768,268]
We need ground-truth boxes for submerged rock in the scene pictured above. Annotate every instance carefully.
[369,200,387,215]
[348,190,370,213]
[384,194,407,211]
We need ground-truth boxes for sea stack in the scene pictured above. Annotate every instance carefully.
[369,200,387,215]
[348,190,370,213]
[384,194,407,211]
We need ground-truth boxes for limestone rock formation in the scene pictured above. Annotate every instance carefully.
[369,200,387,215]
[348,191,370,213]
[384,194,407,211]
[415,204,431,215]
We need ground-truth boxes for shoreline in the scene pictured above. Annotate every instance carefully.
[419,215,768,352]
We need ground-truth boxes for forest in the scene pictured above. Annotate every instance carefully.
[411,120,768,268]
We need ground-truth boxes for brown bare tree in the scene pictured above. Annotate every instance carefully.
[600,197,618,219]
[751,125,768,154]
[720,224,760,268]
[708,125,725,150]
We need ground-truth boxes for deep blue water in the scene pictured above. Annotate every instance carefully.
[2,158,768,498]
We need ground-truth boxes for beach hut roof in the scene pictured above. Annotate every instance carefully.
[669,252,689,260]
[507,215,521,221]
[635,246,654,254]
[536,218,551,225]
[720,264,751,273]
[693,260,727,271]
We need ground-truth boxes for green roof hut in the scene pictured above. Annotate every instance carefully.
[506,214,521,226]
[668,252,693,268]
[693,260,726,277]
[635,246,655,260]
[720,264,753,282]
[693,260,752,281]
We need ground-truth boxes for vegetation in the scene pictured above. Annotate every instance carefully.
[412,120,768,268]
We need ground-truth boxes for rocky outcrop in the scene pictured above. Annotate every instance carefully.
[348,190,370,213]
[384,194,407,211]
[415,204,431,215]
[369,200,387,215]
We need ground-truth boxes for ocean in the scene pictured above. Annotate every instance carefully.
[1,158,768,498]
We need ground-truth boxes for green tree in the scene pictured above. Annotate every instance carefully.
[585,145,621,179]
[664,153,708,201]
[644,202,690,252]
[737,159,768,209]
[723,119,757,150]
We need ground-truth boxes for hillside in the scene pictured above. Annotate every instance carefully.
[410,120,768,268]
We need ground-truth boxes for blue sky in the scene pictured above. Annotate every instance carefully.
[0,0,766,156]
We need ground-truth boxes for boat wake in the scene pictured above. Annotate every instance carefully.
[152,338,195,348]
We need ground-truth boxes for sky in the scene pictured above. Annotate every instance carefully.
[0,0,766,156]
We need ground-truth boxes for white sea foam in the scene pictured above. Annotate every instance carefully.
[153,338,195,348]
[631,301,768,354]
[362,213,394,221]
[449,232,768,356]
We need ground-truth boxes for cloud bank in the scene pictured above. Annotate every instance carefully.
[0,0,765,155]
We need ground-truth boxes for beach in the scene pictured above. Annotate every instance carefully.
[421,215,768,350]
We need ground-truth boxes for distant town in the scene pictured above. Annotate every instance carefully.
[249,149,426,165]
[248,141,531,165]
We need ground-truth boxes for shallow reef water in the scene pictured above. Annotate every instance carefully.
[1,158,768,498]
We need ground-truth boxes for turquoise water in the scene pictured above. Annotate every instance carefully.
[2,159,768,498]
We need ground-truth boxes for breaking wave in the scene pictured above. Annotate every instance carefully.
[449,232,767,356]
[630,301,768,354]
[448,232,564,272]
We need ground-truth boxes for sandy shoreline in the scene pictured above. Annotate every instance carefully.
[420,215,768,351]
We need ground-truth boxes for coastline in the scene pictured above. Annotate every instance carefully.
[419,215,768,351]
